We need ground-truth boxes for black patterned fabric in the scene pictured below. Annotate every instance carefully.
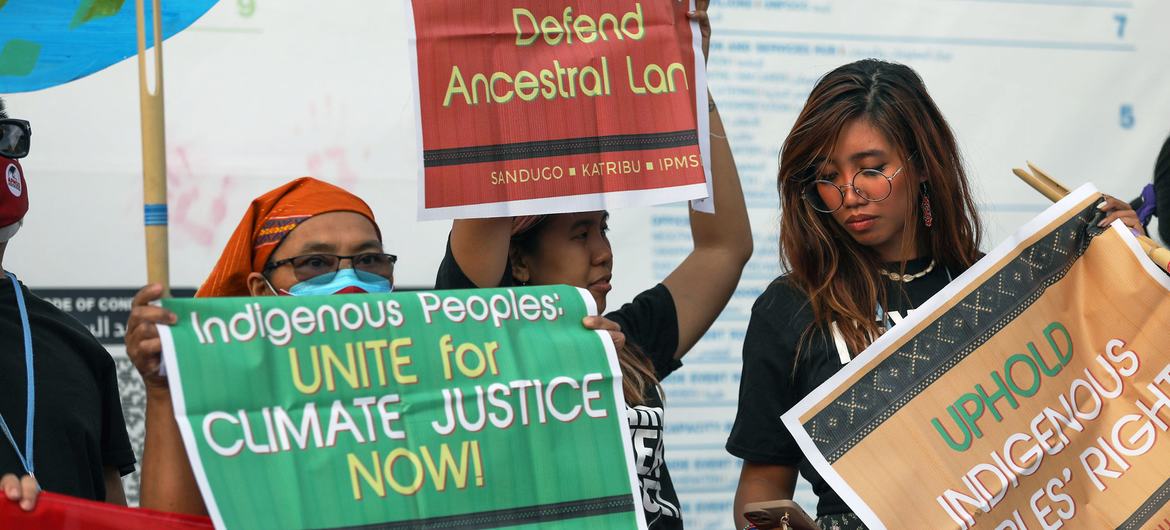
[1117,478,1170,530]
[815,511,867,530]
[114,356,146,506]
[805,202,1100,464]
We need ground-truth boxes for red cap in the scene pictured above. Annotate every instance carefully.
[0,157,27,242]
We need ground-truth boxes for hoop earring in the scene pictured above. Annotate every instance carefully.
[920,182,934,228]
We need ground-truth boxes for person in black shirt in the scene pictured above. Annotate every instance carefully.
[436,4,752,527]
[1155,134,1170,245]
[726,60,1141,530]
[0,98,136,511]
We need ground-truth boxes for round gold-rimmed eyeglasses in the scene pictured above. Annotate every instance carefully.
[802,158,913,213]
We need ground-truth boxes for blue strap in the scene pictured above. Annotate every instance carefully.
[2,271,35,477]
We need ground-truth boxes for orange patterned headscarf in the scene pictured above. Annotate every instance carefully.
[511,215,547,237]
[195,177,379,298]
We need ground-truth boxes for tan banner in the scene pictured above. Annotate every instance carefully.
[784,185,1170,529]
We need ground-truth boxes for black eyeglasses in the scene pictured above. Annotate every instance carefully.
[802,156,913,213]
[0,119,31,159]
[264,253,397,282]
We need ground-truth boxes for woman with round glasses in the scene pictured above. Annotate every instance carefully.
[726,59,1136,529]
[123,177,397,515]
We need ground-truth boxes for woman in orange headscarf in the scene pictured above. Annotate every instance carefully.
[194,177,392,298]
[125,177,395,515]
[125,178,624,516]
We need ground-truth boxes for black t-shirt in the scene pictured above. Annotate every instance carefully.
[726,257,954,518]
[0,275,136,501]
[435,241,685,529]
[1154,135,1170,245]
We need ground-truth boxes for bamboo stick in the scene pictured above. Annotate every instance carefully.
[1012,168,1064,203]
[1025,161,1070,197]
[136,0,170,296]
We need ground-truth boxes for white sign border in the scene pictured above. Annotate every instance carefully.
[158,322,228,530]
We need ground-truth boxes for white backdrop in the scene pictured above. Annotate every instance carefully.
[5,0,1169,527]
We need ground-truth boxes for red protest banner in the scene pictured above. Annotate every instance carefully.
[0,492,213,530]
[408,0,710,219]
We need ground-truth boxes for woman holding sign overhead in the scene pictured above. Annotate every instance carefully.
[725,60,1142,529]
[436,3,752,529]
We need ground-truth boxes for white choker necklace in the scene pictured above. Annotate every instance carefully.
[880,259,936,283]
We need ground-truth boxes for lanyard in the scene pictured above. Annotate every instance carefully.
[1,271,35,477]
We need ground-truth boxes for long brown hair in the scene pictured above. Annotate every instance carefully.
[778,59,983,356]
[511,215,660,405]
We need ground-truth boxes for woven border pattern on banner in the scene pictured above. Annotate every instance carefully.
[422,130,699,167]
[1117,477,1170,530]
[808,202,1100,463]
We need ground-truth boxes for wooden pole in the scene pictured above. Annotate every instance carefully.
[136,0,170,296]
[1025,161,1070,197]
[1011,168,1064,203]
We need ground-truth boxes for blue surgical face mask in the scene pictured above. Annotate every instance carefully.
[276,268,392,296]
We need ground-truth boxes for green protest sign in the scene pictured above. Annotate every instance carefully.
[158,285,645,530]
